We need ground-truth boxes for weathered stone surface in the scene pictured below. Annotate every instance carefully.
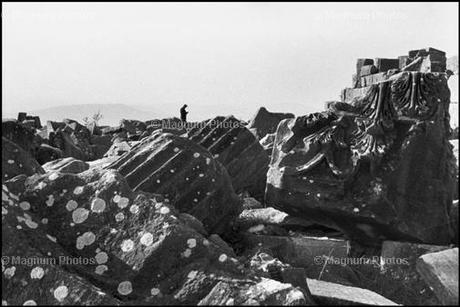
[360,69,399,87]
[105,130,241,234]
[360,64,379,77]
[241,197,263,210]
[120,119,147,134]
[341,86,372,102]
[379,240,450,305]
[103,141,132,157]
[145,118,187,135]
[3,168,304,305]
[198,278,309,305]
[408,47,446,58]
[235,207,315,231]
[356,58,374,76]
[374,58,400,72]
[2,137,44,181]
[260,132,276,157]
[187,115,270,198]
[36,144,63,165]
[267,72,455,245]
[247,107,294,139]
[42,157,90,174]
[242,234,349,268]
[307,278,398,305]
[248,252,314,300]
[2,119,41,155]
[416,248,459,305]
[2,186,121,305]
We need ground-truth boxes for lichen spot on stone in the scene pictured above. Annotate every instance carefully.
[91,198,106,213]
[30,267,45,279]
[219,254,228,262]
[183,248,192,258]
[187,270,198,279]
[53,285,69,302]
[121,239,135,252]
[140,232,154,246]
[129,204,139,214]
[72,208,89,224]
[115,212,125,222]
[19,201,30,211]
[66,200,78,211]
[25,219,38,229]
[118,197,129,209]
[95,265,108,275]
[117,281,133,295]
[159,207,170,215]
[150,287,161,296]
[95,252,108,264]
[187,238,197,248]
[4,267,16,279]
[113,194,121,203]
[76,232,96,250]
[45,195,54,207]
[73,186,84,195]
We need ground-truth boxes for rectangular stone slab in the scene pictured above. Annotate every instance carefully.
[307,278,399,305]
[416,248,459,305]
[243,234,349,268]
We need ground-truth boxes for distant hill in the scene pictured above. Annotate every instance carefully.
[3,104,159,126]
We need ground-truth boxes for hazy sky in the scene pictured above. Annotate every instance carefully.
[2,2,459,121]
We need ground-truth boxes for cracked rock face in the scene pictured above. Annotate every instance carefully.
[266,72,456,245]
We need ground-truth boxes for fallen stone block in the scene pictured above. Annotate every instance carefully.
[379,240,450,305]
[247,107,294,139]
[374,58,400,72]
[416,248,459,305]
[243,234,349,268]
[360,64,379,77]
[306,278,399,305]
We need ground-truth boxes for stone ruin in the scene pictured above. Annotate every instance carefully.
[266,47,456,246]
[2,47,458,306]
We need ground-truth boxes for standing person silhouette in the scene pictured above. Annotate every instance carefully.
[180,104,188,123]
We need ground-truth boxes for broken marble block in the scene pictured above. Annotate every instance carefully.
[247,107,294,140]
[267,71,455,245]
[416,248,459,305]
[2,172,309,306]
[187,115,270,199]
[380,240,450,305]
[106,130,241,234]
[306,278,398,305]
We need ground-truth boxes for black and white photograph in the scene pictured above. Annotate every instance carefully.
[2,2,459,306]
